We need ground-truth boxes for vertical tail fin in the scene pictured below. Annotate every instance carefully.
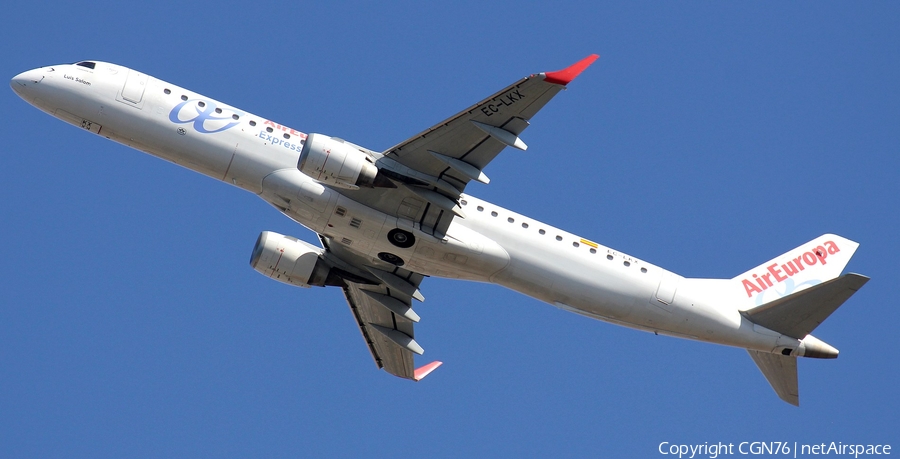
[732,234,859,310]
[732,234,866,406]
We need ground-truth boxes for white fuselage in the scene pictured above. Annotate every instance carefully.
[11,62,804,357]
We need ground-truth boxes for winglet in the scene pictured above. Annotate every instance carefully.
[414,360,443,381]
[542,54,599,85]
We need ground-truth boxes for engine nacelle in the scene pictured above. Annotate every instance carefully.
[249,231,332,287]
[298,133,378,189]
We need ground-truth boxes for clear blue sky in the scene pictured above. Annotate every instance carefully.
[2,2,897,457]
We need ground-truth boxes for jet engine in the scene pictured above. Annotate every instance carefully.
[249,231,334,287]
[298,133,380,189]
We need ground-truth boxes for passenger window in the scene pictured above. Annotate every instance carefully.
[491,211,498,217]
[164,88,171,95]
[249,120,257,126]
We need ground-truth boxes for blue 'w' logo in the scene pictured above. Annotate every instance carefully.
[169,99,241,134]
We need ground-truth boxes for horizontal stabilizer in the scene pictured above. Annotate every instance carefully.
[744,273,868,339]
[748,350,799,406]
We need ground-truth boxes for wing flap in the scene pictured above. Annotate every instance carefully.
[322,238,426,380]
[343,281,418,379]
[360,290,420,322]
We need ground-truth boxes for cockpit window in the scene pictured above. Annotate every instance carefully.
[75,61,96,69]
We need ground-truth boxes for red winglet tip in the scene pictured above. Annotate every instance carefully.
[414,361,443,381]
[542,54,599,85]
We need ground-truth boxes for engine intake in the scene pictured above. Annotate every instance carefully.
[298,133,380,189]
[249,231,333,287]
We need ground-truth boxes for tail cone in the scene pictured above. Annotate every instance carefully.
[797,335,839,359]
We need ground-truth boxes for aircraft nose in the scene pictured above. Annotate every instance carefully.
[10,68,44,99]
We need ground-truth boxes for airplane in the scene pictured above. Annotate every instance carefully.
[10,55,868,406]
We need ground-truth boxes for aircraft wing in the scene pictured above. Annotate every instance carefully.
[342,279,420,378]
[308,57,599,377]
[381,54,599,192]
[320,236,440,380]
[333,55,598,239]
